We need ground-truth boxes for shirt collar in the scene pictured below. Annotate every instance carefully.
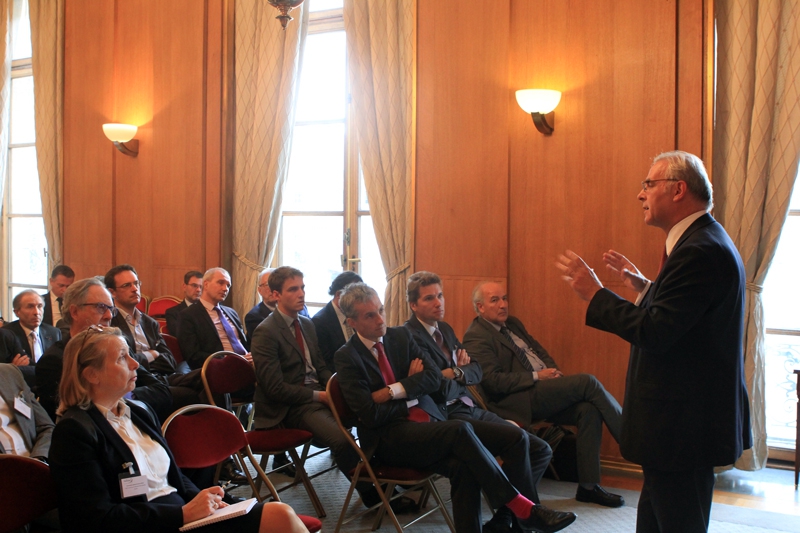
[200,298,216,312]
[480,317,503,331]
[357,332,383,351]
[276,307,297,327]
[417,318,438,337]
[19,323,39,338]
[116,306,140,323]
[333,301,347,325]
[183,298,194,307]
[666,210,707,255]
[95,400,131,420]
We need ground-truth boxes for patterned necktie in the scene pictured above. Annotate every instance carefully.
[29,331,42,362]
[499,326,535,371]
[374,341,429,423]
[214,306,247,356]
[432,328,448,358]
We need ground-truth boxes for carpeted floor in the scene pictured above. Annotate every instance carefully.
[231,450,800,532]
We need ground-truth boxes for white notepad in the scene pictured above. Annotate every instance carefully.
[179,497,258,531]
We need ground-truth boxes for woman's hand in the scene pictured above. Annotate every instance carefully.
[182,486,228,524]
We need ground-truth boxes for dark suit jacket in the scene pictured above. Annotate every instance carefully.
[245,302,273,341]
[177,302,249,371]
[251,312,331,428]
[463,315,558,426]
[42,291,54,326]
[311,301,349,372]
[3,321,61,388]
[49,402,200,532]
[37,335,173,422]
[334,327,445,455]
[164,301,188,337]
[586,213,751,470]
[0,328,26,364]
[0,364,53,458]
[111,312,177,377]
[404,315,481,405]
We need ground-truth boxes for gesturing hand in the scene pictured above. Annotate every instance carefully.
[603,250,649,292]
[556,250,603,302]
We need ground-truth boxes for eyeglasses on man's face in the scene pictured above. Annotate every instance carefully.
[117,280,142,290]
[79,302,118,317]
[640,178,678,191]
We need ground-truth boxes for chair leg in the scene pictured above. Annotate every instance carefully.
[236,451,266,502]
[371,481,403,533]
[287,447,326,517]
[334,472,361,533]
[425,478,456,533]
[242,447,281,502]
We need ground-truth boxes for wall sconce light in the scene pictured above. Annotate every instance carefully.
[102,123,139,157]
[515,89,562,135]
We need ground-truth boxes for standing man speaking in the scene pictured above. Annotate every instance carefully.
[557,151,751,533]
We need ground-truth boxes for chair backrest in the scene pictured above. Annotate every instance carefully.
[0,455,58,533]
[201,351,256,404]
[162,333,191,374]
[149,295,181,318]
[136,294,150,314]
[162,404,250,469]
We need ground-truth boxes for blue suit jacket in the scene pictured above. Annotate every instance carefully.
[586,213,752,470]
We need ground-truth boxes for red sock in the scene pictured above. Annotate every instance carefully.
[505,494,535,519]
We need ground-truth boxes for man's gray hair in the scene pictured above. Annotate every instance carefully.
[653,151,713,210]
[62,278,107,326]
[471,282,492,315]
[12,289,43,312]
[203,267,230,283]
[338,282,379,320]
[258,268,274,286]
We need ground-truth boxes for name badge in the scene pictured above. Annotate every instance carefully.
[14,396,31,419]
[119,462,148,499]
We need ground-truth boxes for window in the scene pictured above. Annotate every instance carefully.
[763,168,800,453]
[279,0,386,315]
[1,0,47,321]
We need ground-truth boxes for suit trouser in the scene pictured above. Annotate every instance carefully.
[637,465,715,533]
[448,403,551,504]
[528,373,622,485]
[375,419,520,533]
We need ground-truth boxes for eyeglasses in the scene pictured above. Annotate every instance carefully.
[187,283,202,290]
[641,178,678,191]
[117,280,141,290]
[79,302,118,317]
[258,283,270,288]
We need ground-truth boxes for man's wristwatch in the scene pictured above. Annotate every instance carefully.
[387,386,395,399]
[452,366,464,380]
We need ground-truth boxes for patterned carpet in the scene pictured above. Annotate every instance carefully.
[231,449,800,533]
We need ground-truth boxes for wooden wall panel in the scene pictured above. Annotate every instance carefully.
[63,0,224,301]
[415,0,510,280]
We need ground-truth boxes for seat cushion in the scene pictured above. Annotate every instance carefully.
[246,428,313,452]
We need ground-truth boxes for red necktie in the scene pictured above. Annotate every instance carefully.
[374,341,429,423]
[658,246,668,274]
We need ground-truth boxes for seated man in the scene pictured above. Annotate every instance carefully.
[42,264,74,328]
[404,271,553,532]
[312,270,362,371]
[4,290,62,387]
[105,264,204,411]
[335,282,576,533]
[464,281,624,508]
[165,270,203,336]
[245,268,277,340]
[36,277,172,423]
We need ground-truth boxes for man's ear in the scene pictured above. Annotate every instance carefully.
[672,180,689,202]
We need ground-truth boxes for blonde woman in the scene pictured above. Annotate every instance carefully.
[48,326,308,533]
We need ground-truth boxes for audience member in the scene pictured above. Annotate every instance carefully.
[35,277,171,422]
[0,363,53,460]
[42,265,75,327]
[3,290,62,388]
[404,271,553,532]
[556,151,751,532]
[245,268,277,340]
[312,270,362,371]
[463,281,624,508]
[1,323,29,375]
[48,326,309,533]
[165,270,203,336]
[334,282,576,533]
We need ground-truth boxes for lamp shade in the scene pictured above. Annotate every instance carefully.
[102,123,138,142]
[515,90,562,114]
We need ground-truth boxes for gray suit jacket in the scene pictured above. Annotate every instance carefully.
[463,315,558,426]
[251,311,332,428]
[0,364,53,458]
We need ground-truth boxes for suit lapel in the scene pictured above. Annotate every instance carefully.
[277,314,305,363]
[352,335,383,384]
[408,315,450,367]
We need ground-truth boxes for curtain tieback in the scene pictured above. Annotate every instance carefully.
[233,251,266,272]
[386,262,410,282]
[745,282,763,294]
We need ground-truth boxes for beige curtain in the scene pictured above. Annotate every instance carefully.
[344,0,415,326]
[232,0,308,316]
[714,0,800,470]
[29,0,65,270]
[0,1,10,220]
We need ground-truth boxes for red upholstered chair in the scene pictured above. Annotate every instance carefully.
[163,333,190,374]
[162,404,322,533]
[0,455,58,533]
[148,295,181,318]
[136,294,150,314]
[326,373,456,533]
[201,352,325,517]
